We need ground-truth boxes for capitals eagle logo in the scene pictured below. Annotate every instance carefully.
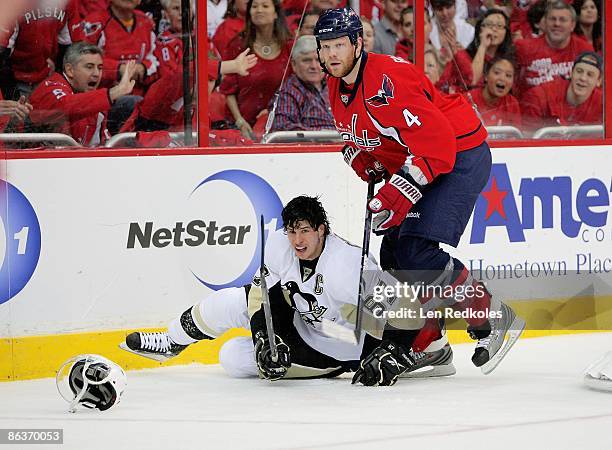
[366,74,394,107]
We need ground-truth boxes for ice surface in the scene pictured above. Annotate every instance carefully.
[0,333,611,450]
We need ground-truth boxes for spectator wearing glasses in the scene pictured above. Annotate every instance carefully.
[514,0,593,99]
[521,51,602,132]
[466,56,521,128]
[437,9,513,93]
[374,0,408,55]
[268,35,334,132]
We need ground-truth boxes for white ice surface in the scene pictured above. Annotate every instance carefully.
[1,333,611,450]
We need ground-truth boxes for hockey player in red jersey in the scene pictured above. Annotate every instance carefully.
[28,42,137,146]
[314,8,525,386]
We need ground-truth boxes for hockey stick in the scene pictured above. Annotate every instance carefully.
[353,172,376,342]
[259,214,278,362]
[320,172,376,345]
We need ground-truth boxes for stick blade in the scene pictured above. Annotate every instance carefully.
[320,319,358,345]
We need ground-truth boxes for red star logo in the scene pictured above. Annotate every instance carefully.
[482,177,508,220]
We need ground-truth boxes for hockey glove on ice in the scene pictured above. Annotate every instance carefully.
[352,340,415,386]
[254,330,291,381]
[342,146,387,182]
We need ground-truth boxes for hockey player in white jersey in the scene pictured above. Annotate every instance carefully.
[121,196,455,384]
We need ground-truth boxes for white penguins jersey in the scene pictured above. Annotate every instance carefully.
[260,229,378,361]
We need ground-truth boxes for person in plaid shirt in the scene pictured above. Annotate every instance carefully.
[269,35,334,132]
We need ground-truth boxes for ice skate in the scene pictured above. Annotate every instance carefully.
[119,331,187,362]
[401,334,456,379]
[469,299,525,375]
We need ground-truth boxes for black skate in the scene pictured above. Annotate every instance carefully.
[119,331,187,362]
[469,300,525,374]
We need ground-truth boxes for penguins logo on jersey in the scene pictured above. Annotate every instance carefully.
[284,281,328,327]
[366,74,394,107]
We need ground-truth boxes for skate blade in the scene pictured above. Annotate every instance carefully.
[583,374,612,393]
[481,316,526,375]
[118,342,172,362]
[401,363,456,379]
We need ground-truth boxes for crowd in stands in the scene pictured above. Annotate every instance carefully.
[0,0,604,147]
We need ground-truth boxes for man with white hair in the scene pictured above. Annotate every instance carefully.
[269,35,334,132]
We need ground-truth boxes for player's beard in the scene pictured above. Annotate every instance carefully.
[325,49,361,79]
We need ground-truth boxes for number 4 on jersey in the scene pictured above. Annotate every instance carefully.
[403,108,422,127]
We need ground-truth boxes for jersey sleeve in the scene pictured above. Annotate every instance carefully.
[520,85,548,131]
[372,61,457,182]
[30,83,112,122]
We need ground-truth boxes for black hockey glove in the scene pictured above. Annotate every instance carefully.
[351,340,415,386]
[254,330,291,381]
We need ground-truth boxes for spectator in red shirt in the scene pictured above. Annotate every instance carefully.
[466,56,521,128]
[28,42,136,146]
[573,0,601,53]
[395,7,432,61]
[220,0,292,138]
[0,0,82,99]
[521,51,602,133]
[81,0,159,94]
[514,0,593,99]
[213,0,249,57]
[438,8,513,94]
[510,0,548,41]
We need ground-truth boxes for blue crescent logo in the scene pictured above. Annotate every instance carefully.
[0,180,42,304]
[189,170,283,290]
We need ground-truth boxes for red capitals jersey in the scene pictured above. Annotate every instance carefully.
[328,53,487,180]
[1,0,81,85]
[154,30,182,78]
[520,78,602,130]
[28,72,112,146]
[81,8,159,93]
[515,34,593,99]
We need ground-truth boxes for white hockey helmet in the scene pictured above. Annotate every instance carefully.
[56,354,127,412]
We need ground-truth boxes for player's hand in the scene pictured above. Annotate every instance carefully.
[352,340,414,386]
[342,146,387,182]
[110,60,136,102]
[254,331,291,381]
[0,96,33,121]
[368,172,423,234]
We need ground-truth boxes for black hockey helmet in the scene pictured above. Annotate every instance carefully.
[314,7,363,47]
